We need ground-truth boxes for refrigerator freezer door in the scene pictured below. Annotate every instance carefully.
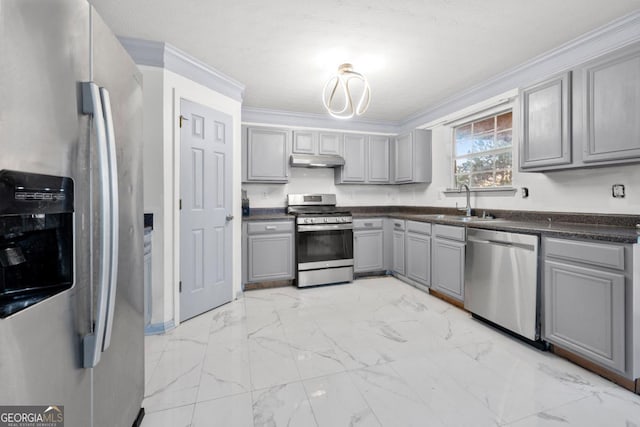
[90,7,145,427]
[0,0,93,425]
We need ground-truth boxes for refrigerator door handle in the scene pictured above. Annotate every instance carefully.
[81,82,112,368]
[99,87,119,351]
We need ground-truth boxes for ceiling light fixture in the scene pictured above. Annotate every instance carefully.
[322,63,371,119]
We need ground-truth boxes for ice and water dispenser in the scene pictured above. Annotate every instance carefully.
[0,170,74,318]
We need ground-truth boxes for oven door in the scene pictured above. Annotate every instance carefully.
[296,223,353,270]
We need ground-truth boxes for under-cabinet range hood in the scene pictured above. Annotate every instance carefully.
[290,153,345,168]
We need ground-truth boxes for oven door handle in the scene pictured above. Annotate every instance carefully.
[298,223,353,232]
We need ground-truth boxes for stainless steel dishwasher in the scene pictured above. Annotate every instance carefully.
[464,228,540,341]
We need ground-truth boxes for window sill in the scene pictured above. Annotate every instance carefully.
[443,187,517,196]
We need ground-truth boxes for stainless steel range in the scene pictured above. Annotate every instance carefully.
[287,194,354,287]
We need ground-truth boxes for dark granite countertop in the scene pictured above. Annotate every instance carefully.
[351,208,640,244]
[242,206,639,243]
[243,213,294,221]
[242,209,293,221]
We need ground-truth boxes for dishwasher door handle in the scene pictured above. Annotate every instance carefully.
[468,237,535,251]
[487,239,514,247]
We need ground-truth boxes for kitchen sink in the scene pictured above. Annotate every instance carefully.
[413,214,501,222]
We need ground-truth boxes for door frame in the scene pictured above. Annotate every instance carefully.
[170,84,241,326]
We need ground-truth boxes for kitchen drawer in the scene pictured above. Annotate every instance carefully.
[407,220,431,235]
[390,218,406,231]
[353,218,384,230]
[545,238,625,270]
[433,224,465,241]
[247,220,294,234]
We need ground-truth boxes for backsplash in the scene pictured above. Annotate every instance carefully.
[243,115,640,214]
[243,156,640,214]
[243,167,409,208]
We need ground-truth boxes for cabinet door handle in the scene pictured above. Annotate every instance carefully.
[265,225,277,230]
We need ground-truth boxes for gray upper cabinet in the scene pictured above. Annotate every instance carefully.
[353,219,384,273]
[394,133,413,182]
[339,134,367,182]
[368,135,390,182]
[520,72,572,170]
[519,42,640,172]
[243,126,289,182]
[393,129,432,183]
[543,237,629,374]
[318,132,343,155]
[578,44,640,163]
[292,130,317,154]
[292,130,343,155]
[336,134,392,184]
[431,224,465,301]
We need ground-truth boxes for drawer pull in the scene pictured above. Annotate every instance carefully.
[265,225,277,230]
[394,223,402,228]
[364,222,374,227]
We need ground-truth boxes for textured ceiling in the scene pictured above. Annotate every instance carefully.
[90,0,640,121]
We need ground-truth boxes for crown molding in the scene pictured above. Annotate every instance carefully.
[400,9,640,132]
[119,10,640,132]
[241,107,400,134]
[118,37,245,102]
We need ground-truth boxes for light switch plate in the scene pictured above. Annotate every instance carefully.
[612,184,625,198]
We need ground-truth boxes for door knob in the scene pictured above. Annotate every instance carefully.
[225,214,234,221]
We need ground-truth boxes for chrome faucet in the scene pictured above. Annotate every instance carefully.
[457,184,472,217]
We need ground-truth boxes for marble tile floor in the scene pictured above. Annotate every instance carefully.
[141,277,640,427]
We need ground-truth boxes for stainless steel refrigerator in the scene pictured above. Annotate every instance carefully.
[0,1,144,426]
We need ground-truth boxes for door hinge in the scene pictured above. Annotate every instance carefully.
[179,199,182,210]
[179,281,182,293]
[179,115,189,128]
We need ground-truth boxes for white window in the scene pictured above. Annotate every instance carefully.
[453,111,513,188]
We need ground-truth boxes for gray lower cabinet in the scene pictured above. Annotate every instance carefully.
[431,224,465,301]
[406,232,431,287]
[543,237,629,374]
[244,220,294,283]
[393,129,432,183]
[353,219,384,273]
[520,72,572,170]
[242,126,289,182]
[390,219,406,275]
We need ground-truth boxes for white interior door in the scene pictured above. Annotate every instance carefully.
[180,99,233,321]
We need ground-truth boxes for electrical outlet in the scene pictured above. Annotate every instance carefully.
[612,184,625,198]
